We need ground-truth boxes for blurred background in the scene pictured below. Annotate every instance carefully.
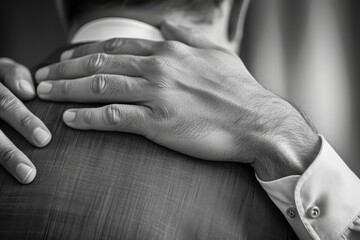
[0,0,359,175]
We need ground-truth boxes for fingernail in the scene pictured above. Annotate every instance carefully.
[16,163,33,183]
[37,82,53,95]
[60,50,73,61]
[33,127,51,146]
[63,111,76,122]
[35,67,49,81]
[18,79,35,95]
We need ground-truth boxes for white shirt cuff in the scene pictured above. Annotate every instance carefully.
[256,135,360,240]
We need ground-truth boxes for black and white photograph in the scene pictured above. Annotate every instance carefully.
[0,0,359,239]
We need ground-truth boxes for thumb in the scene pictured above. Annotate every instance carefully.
[160,21,217,49]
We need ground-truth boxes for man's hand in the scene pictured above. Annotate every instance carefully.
[35,21,320,181]
[0,58,51,184]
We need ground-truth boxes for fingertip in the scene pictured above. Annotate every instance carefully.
[60,50,73,61]
[35,67,49,82]
[17,79,36,100]
[32,127,52,147]
[37,82,53,98]
[20,166,37,184]
[0,131,37,184]
[15,163,36,184]
[63,110,76,123]
[41,132,52,147]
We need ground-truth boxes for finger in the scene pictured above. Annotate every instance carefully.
[35,53,145,82]
[60,38,158,61]
[0,58,36,100]
[0,83,52,147]
[0,130,36,184]
[160,21,219,49]
[62,104,151,136]
[37,74,151,103]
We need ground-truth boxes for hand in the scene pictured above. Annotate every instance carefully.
[35,21,320,181]
[0,58,51,184]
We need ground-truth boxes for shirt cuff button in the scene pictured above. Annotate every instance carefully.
[307,206,321,219]
[286,207,297,218]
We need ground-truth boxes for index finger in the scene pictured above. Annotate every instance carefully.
[60,38,158,61]
[0,83,52,147]
[35,54,144,82]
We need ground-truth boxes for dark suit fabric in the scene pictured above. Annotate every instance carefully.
[0,47,298,240]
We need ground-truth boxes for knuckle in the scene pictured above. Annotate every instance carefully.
[91,74,107,95]
[86,53,107,73]
[103,38,123,53]
[55,62,65,76]
[0,148,16,166]
[61,81,70,95]
[104,105,122,125]
[84,110,93,124]
[146,56,169,72]
[0,93,18,113]
[151,77,172,90]
[55,62,66,77]
[109,76,131,95]
[19,114,33,128]
[151,102,176,122]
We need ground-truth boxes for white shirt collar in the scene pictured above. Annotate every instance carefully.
[71,17,164,43]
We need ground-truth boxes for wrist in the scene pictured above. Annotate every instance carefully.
[251,100,321,181]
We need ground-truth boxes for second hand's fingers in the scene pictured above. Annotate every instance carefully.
[61,38,159,61]
[37,74,151,103]
[0,130,36,184]
[0,58,35,100]
[0,83,52,147]
[62,104,152,136]
[35,53,145,82]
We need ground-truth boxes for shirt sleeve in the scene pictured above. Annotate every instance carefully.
[256,135,360,240]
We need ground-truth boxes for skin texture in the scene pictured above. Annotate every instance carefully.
[0,43,298,238]
[0,2,318,238]
[0,0,250,183]
[36,22,320,181]
[0,58,51,184]
[0,0,319,182]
